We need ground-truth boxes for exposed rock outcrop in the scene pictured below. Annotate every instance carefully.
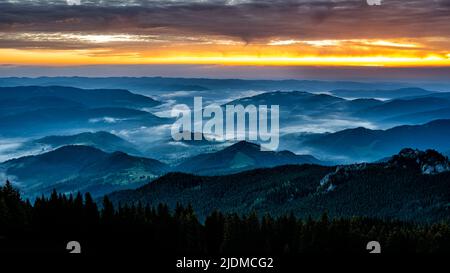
[387,148,450,175]
[318,148,450,194]
[318,163,367,193]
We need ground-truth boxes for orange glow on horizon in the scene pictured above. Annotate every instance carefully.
[1,37,449,67]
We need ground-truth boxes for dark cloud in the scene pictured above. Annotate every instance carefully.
[0,0,449,46]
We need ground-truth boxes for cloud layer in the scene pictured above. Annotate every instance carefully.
[1,0,449,43]
[0,0,449,66]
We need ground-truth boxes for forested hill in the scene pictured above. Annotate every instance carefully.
[108,149,450,223]
[1,181,449,254]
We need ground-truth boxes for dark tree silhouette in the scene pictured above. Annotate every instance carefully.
[0,181,449,254]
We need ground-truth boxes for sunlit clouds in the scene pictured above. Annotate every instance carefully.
[0,35,448,67]
[0,0,449,67]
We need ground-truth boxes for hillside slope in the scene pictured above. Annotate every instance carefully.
[109,149,450,223]
[1,145,168,198]
[175,141,324,175]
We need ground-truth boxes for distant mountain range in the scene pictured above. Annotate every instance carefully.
[357,97,450,121]
[0,86,168,137]
[0,145,168,198]
[383,107,450,124]
[329,87,436,99]
[0,106,168,137]
[401,91,450,101]
[108,149,450,223]
[0,140,326,197]
[226,90,450,128]
[176,141,325,175]
[3,116,450,198]
[301,119,450,162]
[0,77,429,93]
[0,131,142,163]
[224,91,385,129]
[1,82,450,203]
[227,91,346,115]
[32,131,141,156]
[0,86,159,113]
[227,90,450,122]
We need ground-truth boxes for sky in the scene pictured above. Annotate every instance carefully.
[0,0,449,79]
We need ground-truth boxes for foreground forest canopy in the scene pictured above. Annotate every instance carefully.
[1,182,449,254]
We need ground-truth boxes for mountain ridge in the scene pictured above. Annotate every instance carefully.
[302,119,450,162]
[0,145,168,198]
[108,149,450,223]
[176,141,325,175]
[329,87,436,99]
[0,85,160,110]
[33,131,141,156]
